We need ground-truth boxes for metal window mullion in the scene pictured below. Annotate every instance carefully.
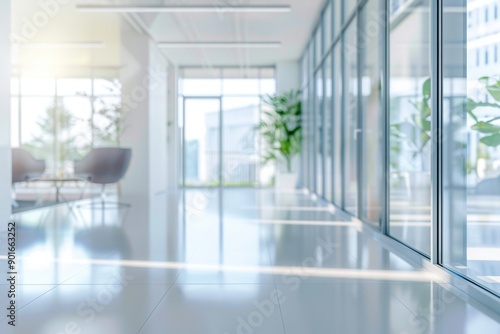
[382,0,391,236]
[321,62,327,198]
[182,96,186,187]
[54,79,59,172]
[340,34,346,209]
[18,76,22,146]
[91,77,95,147]
[431,0,443,265]
[357,8,363,219]
[313,35,318,195]
[331,43,336,204]
[219,96,223,187]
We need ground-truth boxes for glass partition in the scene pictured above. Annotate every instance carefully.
[333,41,343,208]
[179,67,276,187]
[360,0,384,225]
[388,0,432,255]
[442,0,500,296]
[343,19,359,215]
[315,66,324,195]
[324,54,333,202]
[299,0,500,301]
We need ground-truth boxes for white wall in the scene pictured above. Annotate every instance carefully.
[276,61,300,94]
[120,23,168,201]
[148,45,168,197]
[0,0,11,225]
[119,21,170,259]
[166,64,179,189]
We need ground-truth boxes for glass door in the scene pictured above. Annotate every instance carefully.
[183,97,222,187]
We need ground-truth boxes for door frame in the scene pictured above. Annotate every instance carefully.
[182,96,223,188]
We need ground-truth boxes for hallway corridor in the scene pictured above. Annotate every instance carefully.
[1,189,499,333]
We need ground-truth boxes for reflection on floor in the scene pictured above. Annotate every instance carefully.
[0,188,499,333]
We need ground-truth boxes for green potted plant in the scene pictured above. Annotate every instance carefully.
[258,90,302,189]
[467,76,500,147]
[466,76,500,186]
[388,78,432,203]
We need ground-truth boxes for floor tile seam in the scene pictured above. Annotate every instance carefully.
[1,284,58,321]
[3,252,119,317]
[135,259,187,334]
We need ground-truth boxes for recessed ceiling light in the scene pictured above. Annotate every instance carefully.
[14,42,105,49]
[76,5,291,13]
[158,42,281,49]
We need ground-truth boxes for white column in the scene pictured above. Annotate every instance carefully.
[119,22,170,259]
[119,23,168,202]
[166,64,178,190]
[0,0,12,224]
[276,61,300,94]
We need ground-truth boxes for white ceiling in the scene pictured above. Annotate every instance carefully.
[11,0,324,73]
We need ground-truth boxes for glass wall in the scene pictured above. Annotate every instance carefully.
[10,77,121,175]
[360,0,384,225]
[343,19,358,215]
[388,0,432,255]
[333,42,343,208]
[308,44,316,192]
[324,53,333,202]
[442,0,500,296]
[179,67,276,187]
[300,0,500,301]
[315,66,324,195]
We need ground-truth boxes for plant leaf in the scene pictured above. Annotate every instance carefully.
[471,121,500,134]
[480,134,500,147]
[479,76,500,102]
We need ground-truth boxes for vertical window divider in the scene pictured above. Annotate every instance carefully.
[17,76,22,146]
[431,0,443,265]
[382,0,390,236]
[313,35,318,194]
[356,5,363,219]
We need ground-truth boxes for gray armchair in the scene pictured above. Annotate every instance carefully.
[74,147,132,207]
[12,148,46,208]
[12,148,46,184]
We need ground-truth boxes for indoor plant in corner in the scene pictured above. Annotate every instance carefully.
[258,90,302,189]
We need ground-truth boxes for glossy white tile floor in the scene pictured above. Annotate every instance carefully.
[1,188,499,333]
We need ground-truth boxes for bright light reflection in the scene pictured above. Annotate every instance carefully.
[467,248,500,261]
[242,206,336,212]
[234,219,358,227]
[477,276,500,284]
[0,256,444,282]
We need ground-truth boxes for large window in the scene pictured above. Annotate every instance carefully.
[179,67,276,187]
[333,42,343,208]
[299,0,500,303]
[360,0,384,225]
[315,64,324,195]
[11,77,121,175]
[324,53,333,202]
[442,0,500,296]
[343,19,358,215]
[388,0,432,256]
